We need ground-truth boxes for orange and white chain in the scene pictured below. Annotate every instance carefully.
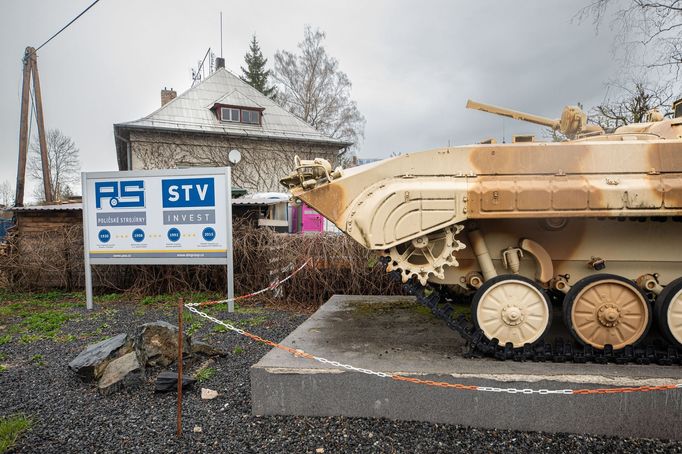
[185,259,312,308]
[184,260,682,396]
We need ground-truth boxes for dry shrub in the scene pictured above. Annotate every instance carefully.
[0,224,85,291]
[271,231,401,306]
[0,219,401,310]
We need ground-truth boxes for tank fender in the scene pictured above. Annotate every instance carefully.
[348,178,469,250]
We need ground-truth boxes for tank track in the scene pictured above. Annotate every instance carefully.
[380,257,682,366]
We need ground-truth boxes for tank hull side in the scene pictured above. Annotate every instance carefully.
[429,217,682,287]
[294,141,682,250]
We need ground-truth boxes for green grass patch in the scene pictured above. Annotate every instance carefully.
[0,335,11,346]
[235,316,268,328]
[94,293,124,303]
[0,303,27,318]
[18,334,42,344]
[195,366,216,382]
[0,415,32,453]
[54,334,76,343]
[30,354,45,366]
[22,310,73,336]
[139,291,222,307]
[133,307,147,317]
[212,325,228,333]
[232,346,245,355]
[0,291,82,309]
[234,304,265,315]
[0,365,6,373]
[186,321,204,336]
[140,295,169,306]
[0,292,81,343]
[28,290,69,302]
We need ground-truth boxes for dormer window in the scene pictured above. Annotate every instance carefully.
[221,107,240,122]
[241,110,260,124]
[218,105,262,125]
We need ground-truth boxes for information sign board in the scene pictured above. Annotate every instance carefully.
[81,168,233,309]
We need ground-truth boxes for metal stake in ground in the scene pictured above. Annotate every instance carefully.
[177,297,184,438]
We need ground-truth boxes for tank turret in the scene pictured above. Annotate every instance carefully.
[281,97,682,362]
[465,99,604,138]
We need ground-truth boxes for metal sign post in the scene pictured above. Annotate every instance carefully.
[225,169,234,312]
[81,167,234,310]
[81,171,94,310]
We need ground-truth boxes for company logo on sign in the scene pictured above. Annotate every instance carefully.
[95,181,145,209]
[162,178,215,208]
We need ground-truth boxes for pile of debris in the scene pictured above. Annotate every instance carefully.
[68,321,225,394]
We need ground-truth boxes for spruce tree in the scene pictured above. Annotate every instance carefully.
[241,35,276,98]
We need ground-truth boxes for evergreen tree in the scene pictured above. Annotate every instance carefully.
[241,35,276,98]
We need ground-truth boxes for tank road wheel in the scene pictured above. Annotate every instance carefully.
[563,274,651,351]
[385,225,466,285]
[655,277,682,349]
[471,275,552,348]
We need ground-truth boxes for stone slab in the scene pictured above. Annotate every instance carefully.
[251,295,682,440]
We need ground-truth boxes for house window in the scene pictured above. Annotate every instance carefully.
[221,107,240,122]
[218,106,261,125]
[241,109,260,124]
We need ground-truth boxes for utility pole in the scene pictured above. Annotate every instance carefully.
[15,46,53,206]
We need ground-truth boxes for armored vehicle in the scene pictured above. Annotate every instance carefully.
[281,99,682,363]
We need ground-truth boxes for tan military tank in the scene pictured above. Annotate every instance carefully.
[281,99,682,363]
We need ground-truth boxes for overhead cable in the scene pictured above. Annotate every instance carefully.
[32,0,102,54]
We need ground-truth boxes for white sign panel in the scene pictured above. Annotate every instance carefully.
[81,168,233,309]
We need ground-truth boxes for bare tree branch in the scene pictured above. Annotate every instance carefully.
[577,0,682,72]
[272,26,366,154]
[588,77,674,131]
[28,128,80,202]
[0,180,14,207]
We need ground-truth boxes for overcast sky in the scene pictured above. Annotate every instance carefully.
[1,0,620,197]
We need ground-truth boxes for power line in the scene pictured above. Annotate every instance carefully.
[32,0,102,54]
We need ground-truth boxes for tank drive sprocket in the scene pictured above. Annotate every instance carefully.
[384,225,466,286]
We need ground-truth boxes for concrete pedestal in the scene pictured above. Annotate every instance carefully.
[251,295,682,440]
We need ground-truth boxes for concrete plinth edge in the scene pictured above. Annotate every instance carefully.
[251,295,682,440]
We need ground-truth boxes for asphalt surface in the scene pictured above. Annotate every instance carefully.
[1,300,682,453]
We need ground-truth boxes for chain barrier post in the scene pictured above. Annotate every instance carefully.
[177,297,184,438]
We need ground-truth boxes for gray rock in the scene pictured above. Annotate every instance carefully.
[97,352,143,395]
[134,321,190,368]
[154,371,196,393]
[68,333,131,382]
[191,339,227,357]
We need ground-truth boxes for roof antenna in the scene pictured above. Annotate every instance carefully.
[220,12,223,58]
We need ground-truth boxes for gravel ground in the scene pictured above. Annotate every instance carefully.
[1,296,682,454]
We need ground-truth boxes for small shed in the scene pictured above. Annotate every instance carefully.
[1,203,85,290]
[10,203,83,233]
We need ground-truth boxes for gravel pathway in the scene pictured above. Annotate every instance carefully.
[1,298,681,454]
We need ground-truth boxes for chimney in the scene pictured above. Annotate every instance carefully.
[215,57,225,69]
[161,87,177,106]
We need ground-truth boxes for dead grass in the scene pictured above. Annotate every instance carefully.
[0,220,402,311]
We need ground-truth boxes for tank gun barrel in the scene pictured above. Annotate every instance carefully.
[466,99,560,130]
[466,99,603,138]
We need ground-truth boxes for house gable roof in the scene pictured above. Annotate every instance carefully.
[209,89,264,110]
[115,68,350,146]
